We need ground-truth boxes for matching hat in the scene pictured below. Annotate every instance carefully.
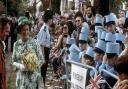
[106,43,120,55]
[105,14,116,25]
[101,31,106,41]
[79,33,88,43]
[80,26,90,34]
[17,16,31,26]
[66,36,74,45]
[69,44,81,62]
[95,14,104,26]
[95,26,104,34]
[16,16,32,33]
[115,33,125,44]
[17,16,28,23]
[79,26,89,43]
[126,10,128,18]
[94,39,106,53]
[105,32,116,43]
[85,47,95,58]
[95,26,104,39]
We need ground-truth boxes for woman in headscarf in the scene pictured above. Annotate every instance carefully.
[12,16,45,89]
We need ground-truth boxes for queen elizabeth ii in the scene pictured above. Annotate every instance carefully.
[12,16,45,89]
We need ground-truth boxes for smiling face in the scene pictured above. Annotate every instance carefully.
[86,7,92,17]
[0,23,10,41]
[75,17,83,28]
[63,24,69,34]
[20,25,30,41]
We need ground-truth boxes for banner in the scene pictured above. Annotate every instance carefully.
[71,64,87,89]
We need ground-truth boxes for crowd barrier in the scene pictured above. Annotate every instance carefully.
[65,60,98,89]
[64,60,119,89]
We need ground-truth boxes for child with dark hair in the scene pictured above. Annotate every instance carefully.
[113,54,128,89]
[82,47,95,66]
[99,43,119,88]
[94,39,106,71]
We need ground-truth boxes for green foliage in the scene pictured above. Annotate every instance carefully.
[0,0,29,16]
[0,1,5,15]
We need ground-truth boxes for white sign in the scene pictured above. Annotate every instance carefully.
[71,64,87,89]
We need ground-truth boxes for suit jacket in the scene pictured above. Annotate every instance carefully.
[0,41,6,89]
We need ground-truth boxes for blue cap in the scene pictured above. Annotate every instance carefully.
[66,36,74,45]
[69,44,81,62]
[79,32,88,42]
[101,31,106,40]
[69,44,80,53]
[80,26,89,34]
[96,27,104,39]
[105,14,116,25]
[95,39,106,52]
[95,26,104,33]
[106,43,120,55]
[95,14,104,26]
[126,10,128,18]
[85,47,94,58]
[115,33,125,43]
[79,26,89,42]
[105,32,116,43]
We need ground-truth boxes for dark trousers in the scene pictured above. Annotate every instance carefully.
[52,57,60,74]
[11,35,17,52]
[41,47,50,85]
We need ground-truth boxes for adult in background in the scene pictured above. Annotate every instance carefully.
[37,9,53,85]
[10,16,17,52]
[73,11,89,45]
[0,17,11,89]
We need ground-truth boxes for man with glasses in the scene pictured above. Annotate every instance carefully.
[72,11,89,45]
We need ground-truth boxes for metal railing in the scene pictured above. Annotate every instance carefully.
[65,60,98,89]
[100,69,119,80]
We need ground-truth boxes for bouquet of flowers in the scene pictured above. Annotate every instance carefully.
[22,49,39,71]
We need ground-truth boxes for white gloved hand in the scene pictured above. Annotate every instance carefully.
[13,62,26,71]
